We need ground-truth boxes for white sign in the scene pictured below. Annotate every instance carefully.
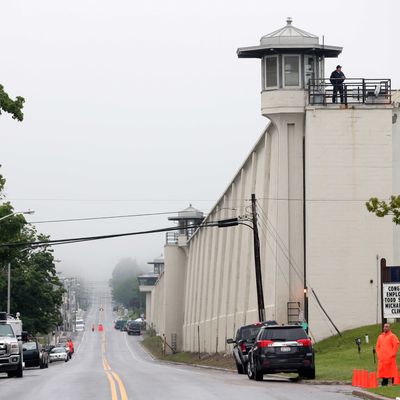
[383,283,400,318]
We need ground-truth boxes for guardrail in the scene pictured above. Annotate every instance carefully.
[308,78,391,105]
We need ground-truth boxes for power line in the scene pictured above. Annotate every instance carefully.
[29,210,205,224]
[0,221,223,249]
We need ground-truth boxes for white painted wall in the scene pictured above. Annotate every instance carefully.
[305,106,394,340]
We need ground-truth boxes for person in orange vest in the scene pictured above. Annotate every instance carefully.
[376,323,400,386]
[67,338,75,359]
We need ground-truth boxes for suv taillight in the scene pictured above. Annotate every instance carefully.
[297,339,312,347]
[257,340,273,348]
[240,342,247,353]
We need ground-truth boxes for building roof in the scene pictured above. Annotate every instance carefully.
[261,17,318,46]
[237,18,342,59]
[148,255,164,265]
[168,204,204,221]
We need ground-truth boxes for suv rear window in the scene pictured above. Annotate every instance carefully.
[237,326,262,341]
[260,327,308,341]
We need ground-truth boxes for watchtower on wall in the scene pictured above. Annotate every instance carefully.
[236,18,395,337]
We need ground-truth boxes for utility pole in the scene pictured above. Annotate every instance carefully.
[251,194,265,322]
[7,262,11,315]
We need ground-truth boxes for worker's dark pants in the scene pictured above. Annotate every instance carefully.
[332,85,344,103]
[381,378,394,386]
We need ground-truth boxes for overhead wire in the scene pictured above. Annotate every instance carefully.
[0,221,222,249]
[29,210,205,224]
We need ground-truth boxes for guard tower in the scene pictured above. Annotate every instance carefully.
[235,18,396,338]
[167,205,204,246]
[238,17,343,115]
[138,256,164,324]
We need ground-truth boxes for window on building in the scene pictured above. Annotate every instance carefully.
[283,55,300,87]
[304,56,316,87]
[265,56,278,89]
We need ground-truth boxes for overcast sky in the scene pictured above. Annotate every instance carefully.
[1,0,399,280]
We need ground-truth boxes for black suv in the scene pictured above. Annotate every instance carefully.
[22,340,49,369]
[247,325,315,381]
[127,321,141,336]
[227,321,277,374]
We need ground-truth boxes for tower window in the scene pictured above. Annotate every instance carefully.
[264,56,278,89]
[283,55,300,87]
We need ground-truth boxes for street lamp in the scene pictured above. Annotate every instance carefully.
[0,209,34,222]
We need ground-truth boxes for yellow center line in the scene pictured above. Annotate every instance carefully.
[99,301,129,400]
[111,371,129,400]
[105,371,118,400]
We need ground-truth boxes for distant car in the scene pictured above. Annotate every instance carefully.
[56,339,70,357]
[22,340,49,369]
[49,347,69,363]
[226,321,277,374]
[247,325,315,381]
[114,319,127,331]
[127,321,141,336]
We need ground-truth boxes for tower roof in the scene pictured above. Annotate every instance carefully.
[168,204,204,221]
[260,17,318,46]
[237,18,342,59]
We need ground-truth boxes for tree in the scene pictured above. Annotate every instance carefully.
[0,173,64,334]
[110,258,146,310]
[0,84,25,121]
[366,196,400,224]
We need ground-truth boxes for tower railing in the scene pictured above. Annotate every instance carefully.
[308,78,391,105]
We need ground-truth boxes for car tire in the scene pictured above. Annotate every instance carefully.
[16,361,23,378]
[236,361,244,374]
[247,361,254,380]
[299,367,315,380]
[7,371,16,378]
[254,367,263,381]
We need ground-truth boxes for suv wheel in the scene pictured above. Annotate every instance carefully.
[247,361,254,380]
[299,367,315,380]
[254,367,263,381]
[16,361,23,378]
[236,361,244,374]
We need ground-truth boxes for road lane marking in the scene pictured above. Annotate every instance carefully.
[105,371,118,400]
[111,371,128,400]
[99,302,129,400]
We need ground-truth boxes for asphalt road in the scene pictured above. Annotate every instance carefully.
[1,290,355,400]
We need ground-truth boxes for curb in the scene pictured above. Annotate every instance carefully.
[138,341,236,373]
[352,389,391,400]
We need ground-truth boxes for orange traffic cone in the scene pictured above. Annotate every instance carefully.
[352,369,357,386]
[355,369,362,387]
[361,370,369,388]
[369,372,378,388]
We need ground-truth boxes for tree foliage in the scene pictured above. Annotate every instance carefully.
[110,258,145,310]
[366,196,400,225]
[0,84,25,121]
[0,173,63,334]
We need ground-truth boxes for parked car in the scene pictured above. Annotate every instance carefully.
[56,339,70,358]
[126,321,141,336]
[22,340,49,369]
[114,319,127,331]
[49,347,69,363]
[247,325,315,381]
[226,321,277,374]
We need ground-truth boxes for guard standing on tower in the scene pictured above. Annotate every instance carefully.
[330,65,346,103]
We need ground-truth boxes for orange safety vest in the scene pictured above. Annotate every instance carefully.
[376,331,400,378]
